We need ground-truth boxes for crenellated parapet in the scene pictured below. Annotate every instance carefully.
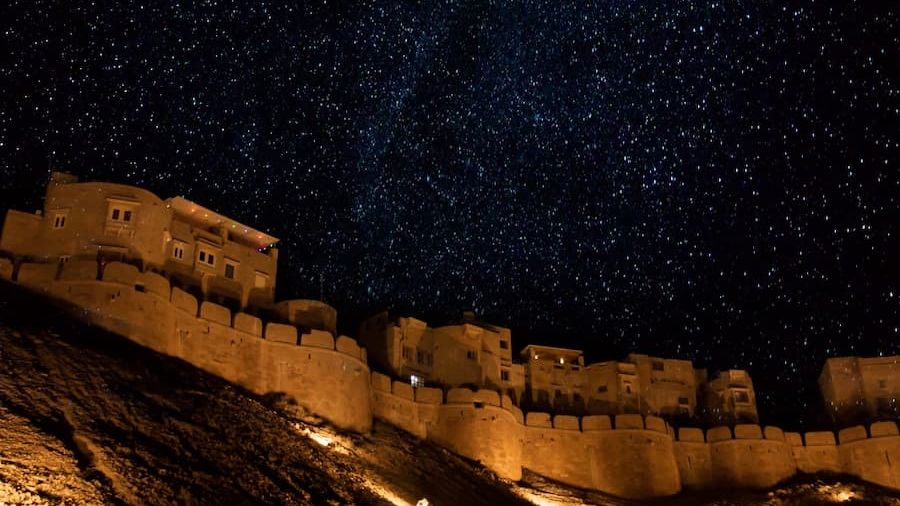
[3,259,898,498]
[9,259,372,432]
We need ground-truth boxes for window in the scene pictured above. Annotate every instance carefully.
[123,210,132,222]
[410,374,424,388]
[172,243,185,260]
[465,349,477,360]
[402,346,412,360]
[52,213,67,229]
[500,340,509,350]
[652,361,665,371]
[254,271,268,288]
[112,209,120,220]
[598,385,608,393]
[197,248,215,267]
[879,379,888,389]
[224,259,239,280]
[417,350,425,364]
[58,255,70,264]
[625,384,632,394]
[501,370,510,381]
[678,396,690,406]
[734,390,750,404]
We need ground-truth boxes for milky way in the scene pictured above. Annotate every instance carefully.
[2,1,898,426]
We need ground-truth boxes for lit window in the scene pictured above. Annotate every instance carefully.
[410,374,423,388]
[52,213,67,229]
[559,357,565,365]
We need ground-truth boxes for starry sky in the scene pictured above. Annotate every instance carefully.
[2,1,898,427]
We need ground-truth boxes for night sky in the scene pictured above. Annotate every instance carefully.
[2,1,898,428]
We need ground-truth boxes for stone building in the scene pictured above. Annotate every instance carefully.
[625,353,704,419]
[0,171,279,310]
[520,345,587,413]
[702,369,758,424]
[358,311,525,399]
[819,355,899,426]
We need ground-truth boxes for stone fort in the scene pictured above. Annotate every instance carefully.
[0,172,897,499]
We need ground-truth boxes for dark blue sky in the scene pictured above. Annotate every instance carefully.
[2,1,898,426]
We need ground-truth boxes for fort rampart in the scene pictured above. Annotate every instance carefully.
[2,257,898,498]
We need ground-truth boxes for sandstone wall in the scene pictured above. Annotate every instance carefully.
[10,261,900,498]
[27,261,371,433]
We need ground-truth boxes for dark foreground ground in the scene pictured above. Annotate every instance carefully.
[0,281,898,506]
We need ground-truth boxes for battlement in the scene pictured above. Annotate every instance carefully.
[3,257,899,498]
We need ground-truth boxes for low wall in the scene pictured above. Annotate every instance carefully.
[838,422,900,490]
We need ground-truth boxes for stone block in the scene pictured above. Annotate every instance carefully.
[838,425,868,444]
[371,372,392,393]
[553,415,580,430]
[582,415,612,431]
[265,323,298,345]
[17,262,57,286]
[734,424,763,440]
[645,416,667,434]
[102,261,137,285]
[200,301,231,326]
[764,426,785,442]
[614,414,644,430]
[804,431,836,446]
[335,335,362,359]
[392,381,414,401]
[60,260,98,281]
[446,388,474,404]
[785,432,803,447]
[300,329,334,349]
[526,412,552,428]
[472,389,501,406]
[233,313,262,337]
[415,386,442,405]
[138,271,169,298]
[0,258,12,280]
[707,426,733,442]
[870,421,899,437]
[500,394,515,410]
[678,427,705,443]
[508,404,524,425]
[171,287,198,315]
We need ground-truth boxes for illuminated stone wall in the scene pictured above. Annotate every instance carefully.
[4,261,899,498]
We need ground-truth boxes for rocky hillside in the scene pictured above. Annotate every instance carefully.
[0,280,898,506]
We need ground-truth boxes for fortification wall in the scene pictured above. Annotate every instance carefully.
[9,261,900,497]
[674,427,714,490]
[838,422,900,490]
[427,391,524,481]
[18,261,372,433]
[706,425,796,489]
